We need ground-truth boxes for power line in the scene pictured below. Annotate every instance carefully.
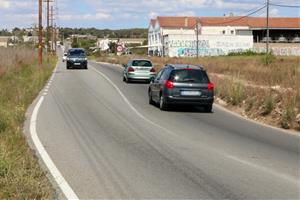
[269,3,300,8]
[177,4,267,35]
[201,5,267,25]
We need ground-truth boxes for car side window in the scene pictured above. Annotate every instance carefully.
[127,61,131,67]
[160,68,171,81]
[155,69,165,80]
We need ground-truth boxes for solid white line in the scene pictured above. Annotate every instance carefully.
[30,70,79,199]
[91,65,300,186]
[93,61,298,136]
[91,67,179,138]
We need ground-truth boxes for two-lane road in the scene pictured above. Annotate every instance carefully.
[27,58,300,199]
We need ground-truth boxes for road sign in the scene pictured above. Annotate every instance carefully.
[117,45,123,52]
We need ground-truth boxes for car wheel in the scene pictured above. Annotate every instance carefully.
[204,104,213,113]
[148,90,155,105]
[126,77,131,83]
[159,95,168,111]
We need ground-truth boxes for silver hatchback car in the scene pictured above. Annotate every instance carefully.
[123,59,156,83]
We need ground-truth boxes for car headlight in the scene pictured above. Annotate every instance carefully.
[84,58,87,61]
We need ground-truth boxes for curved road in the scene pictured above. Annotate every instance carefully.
[29,57,299,199]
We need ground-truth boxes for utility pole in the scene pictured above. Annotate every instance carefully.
[50,5,54,53]
[44,0,53,55]
[266,0,270,54]
[54,23,57,52]
[195,18,200,58]
[38,0,43,65]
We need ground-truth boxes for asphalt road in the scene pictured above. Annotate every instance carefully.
[31,54,300,199]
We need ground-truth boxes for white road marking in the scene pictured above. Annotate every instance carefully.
[92,65,300,187]
[91,66,179,138]
[30,66,79,200]
[93,61,297,136]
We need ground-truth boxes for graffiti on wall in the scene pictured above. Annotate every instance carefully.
[169,40,209,48]
[254,47,300,56]
[166,36,253,57]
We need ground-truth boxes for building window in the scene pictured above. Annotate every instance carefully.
[231,30,234,35]
[222,30,226,35]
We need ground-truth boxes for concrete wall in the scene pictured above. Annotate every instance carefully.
[201,26,249,35]
[164,34,253,57]
[254,43,300,56]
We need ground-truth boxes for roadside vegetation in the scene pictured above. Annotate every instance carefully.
[92,53,300,131]
[0,47,55,198]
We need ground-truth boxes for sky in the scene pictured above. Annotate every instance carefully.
[0,0,299,29]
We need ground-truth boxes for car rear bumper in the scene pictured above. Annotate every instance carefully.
[165,96,214,105]
[67,61,87,68]
[127,73,156,80]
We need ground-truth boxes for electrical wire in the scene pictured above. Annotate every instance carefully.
[200,5,267,25]
[269,3,300,8]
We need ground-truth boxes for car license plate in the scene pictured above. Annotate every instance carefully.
[74,63,81,66]
[136,67,149,71]
[181,91,201,96]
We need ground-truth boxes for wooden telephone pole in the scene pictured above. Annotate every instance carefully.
[195,18,201,58]
[38,0,43,65]
[44,0,53,54]
[50,5,55,53]
[266,0,270,54]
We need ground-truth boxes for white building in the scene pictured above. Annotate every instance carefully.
[148,16,300,57]
[0,36,10,48]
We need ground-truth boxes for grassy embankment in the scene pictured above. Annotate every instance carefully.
[92,54,300,131]
[0,48,56,199]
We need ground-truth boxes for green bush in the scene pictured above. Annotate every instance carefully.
[262,95,275,115]
[263,52,276,65]
[228,50,265,56]
[281,105,296,129]
[230,83,245,105]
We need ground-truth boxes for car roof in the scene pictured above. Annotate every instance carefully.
[165,64,205,70]
[68,48,85,51]
[130,59,152,62]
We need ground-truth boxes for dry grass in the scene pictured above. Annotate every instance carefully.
[93,54,300,131]
[0,47,37,76]
[0,48,56,199]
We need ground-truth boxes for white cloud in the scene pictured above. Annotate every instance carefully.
[0,0,297,28]
[0,0,11,9]
[60,13,112,21]
[270,8,280,17]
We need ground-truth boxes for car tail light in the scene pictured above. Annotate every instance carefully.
[150,68,156,72]
[208,82,214,91]
[128,67,135,72]
[165,80,174,89]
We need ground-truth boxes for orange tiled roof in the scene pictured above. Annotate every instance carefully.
[152,16,300,29]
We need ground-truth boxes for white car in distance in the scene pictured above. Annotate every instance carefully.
[62,52,67,62]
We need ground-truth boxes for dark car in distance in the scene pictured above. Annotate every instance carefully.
[148,64,214,112]
[66,48,88,69]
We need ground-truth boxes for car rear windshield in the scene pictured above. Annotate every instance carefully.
[169,69,209,83]
[132,60,152,67]
[69,49,85,56]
